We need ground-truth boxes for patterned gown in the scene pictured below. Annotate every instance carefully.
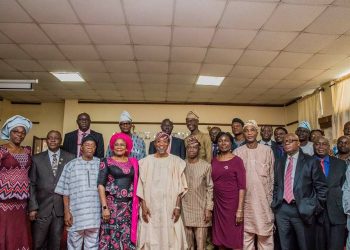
[0,146,31,250]
[98,158,135,250]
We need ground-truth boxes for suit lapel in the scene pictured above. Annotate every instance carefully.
[43,151,54,178]
[55,151,66,181]
[72,130,78,155]
[293,151,304,187]
[327,156,335,185]
[279,155,288,187]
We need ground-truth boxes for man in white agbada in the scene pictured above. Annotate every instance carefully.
[137,132,188,250]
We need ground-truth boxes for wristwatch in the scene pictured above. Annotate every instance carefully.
[102,205,108,210]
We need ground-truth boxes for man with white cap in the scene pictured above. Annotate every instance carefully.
[185,111,212,163]
[106,110,146,160]
[234,120,275,250]
[295,121,314,156]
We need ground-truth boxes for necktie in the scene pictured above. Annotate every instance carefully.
[52,153,58,176]
[79,133,87,157]
[320,158,326,176]
[265,142,269,146]
[284,157,294,203]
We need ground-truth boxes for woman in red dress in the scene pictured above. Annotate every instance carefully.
[212,132,246,250]
[0,115,32,250]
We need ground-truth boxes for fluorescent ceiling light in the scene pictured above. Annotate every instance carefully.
[50,72,85,82]
[196,75,225,86]
[0,79,38,91]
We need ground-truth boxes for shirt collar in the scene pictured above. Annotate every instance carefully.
[48,148,60,158]
[288,150,299,160]
[78,129,90,135]
[317,155,330,163]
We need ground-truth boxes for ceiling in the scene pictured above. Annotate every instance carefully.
[0,0,350,105]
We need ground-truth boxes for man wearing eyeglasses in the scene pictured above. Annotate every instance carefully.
[271,133,328,250]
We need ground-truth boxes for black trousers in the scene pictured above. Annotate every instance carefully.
[315,211,346,250]
[32,209,64,250]
[275,202,315,250]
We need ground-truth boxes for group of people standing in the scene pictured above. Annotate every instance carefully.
[1,111,350,250]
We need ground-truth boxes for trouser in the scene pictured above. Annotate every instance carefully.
[67,228,99,250]
[315,211,346,250]
[275,202,315,250]
[347,217,350,250]
[244,232,273,250]
[32,209,64,250]
[185,227,208,250]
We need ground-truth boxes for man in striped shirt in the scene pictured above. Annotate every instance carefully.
[182,136,214,250]
[55,135,101,250]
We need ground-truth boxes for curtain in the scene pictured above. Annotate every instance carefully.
[331,78,350,139]
[297,91,322,130]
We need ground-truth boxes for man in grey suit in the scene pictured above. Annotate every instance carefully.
[29,130,75,250]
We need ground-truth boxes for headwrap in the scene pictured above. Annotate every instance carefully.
[155,131,170,141]
[232,117,244,127]
[186,136,201,147]
[298,121,311,131]
[186,111,199,120]
[81,134,97,145]
[243,120,259,130]
[119,111,132,123]
[1,115,32,140]
[109,132,133,155]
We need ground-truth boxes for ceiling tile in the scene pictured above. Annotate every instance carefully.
[330,57,350,75]
[0,60,16,72]
[300,54,347,70]
[221,77,252,88]
[134,46,170,61]
[257,67,295,80]
[173,27,215,47]
[284,0,333,4]
[168,84,193,92]
[20,45,65,60]
[111,73,140,83]
[89,82,116,90]
[248,31,298,51]
[169,62,200,74]
[240,87,267,95]
[205,48,243,64]
[140,74,167,83]
[285,33,339,53]
[81,73,112,82]
[143,83,167,91]
[129,26,171,46]
[71,61,107,73]
[168,74,196,85]
[96,45,134,60]
[85,25,130,45]
[0,71,25,79]
[306,6,350,35]
[171,47,206,63]
[22,72,58,82]
[5,59,45,71]
[0,23,50,44]
[263,4,326,31]
[0,33,11,44]
[59,45,99,60]
[333,0,350,6]
[41,24,90,44]
[320,35,350,55]
[105,61,138,73]
[70,0,125,24]
[284,69,324,81]
[237,50,279,67]
[174,0,226,27]
[263,88,293,95]
[38,60,76,71]
[200,64,233,76]
[0,0,32,22]
[0,44,30,59]
[220,1,277,29]
[248,79,279,88]
[138,61,168,73]
[273,80,305,88]
[19,0,78,23]
[124,0,173,25]
[229,66,264,78]
[211,29,257,49]
[270,52,313,68]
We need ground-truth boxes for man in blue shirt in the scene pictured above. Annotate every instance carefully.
[314,136,347,250]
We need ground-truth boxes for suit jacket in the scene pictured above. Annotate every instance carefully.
[316,156,347,225]
[29,149,75,217]
[62,129,104,158]
[271,150,328,224]
[149,136,186,159]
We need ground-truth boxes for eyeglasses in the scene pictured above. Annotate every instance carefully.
[283,139,299,145]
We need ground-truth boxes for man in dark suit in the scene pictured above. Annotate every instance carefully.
[259,125,280,159]
[29,130,75,250]
[271,133,328,250]
[313,136,347,250]
[149,118,186,159]
[62,112,104,158]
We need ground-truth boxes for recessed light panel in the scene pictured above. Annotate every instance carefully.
[50,72,85,82]
[196,75,224,86]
